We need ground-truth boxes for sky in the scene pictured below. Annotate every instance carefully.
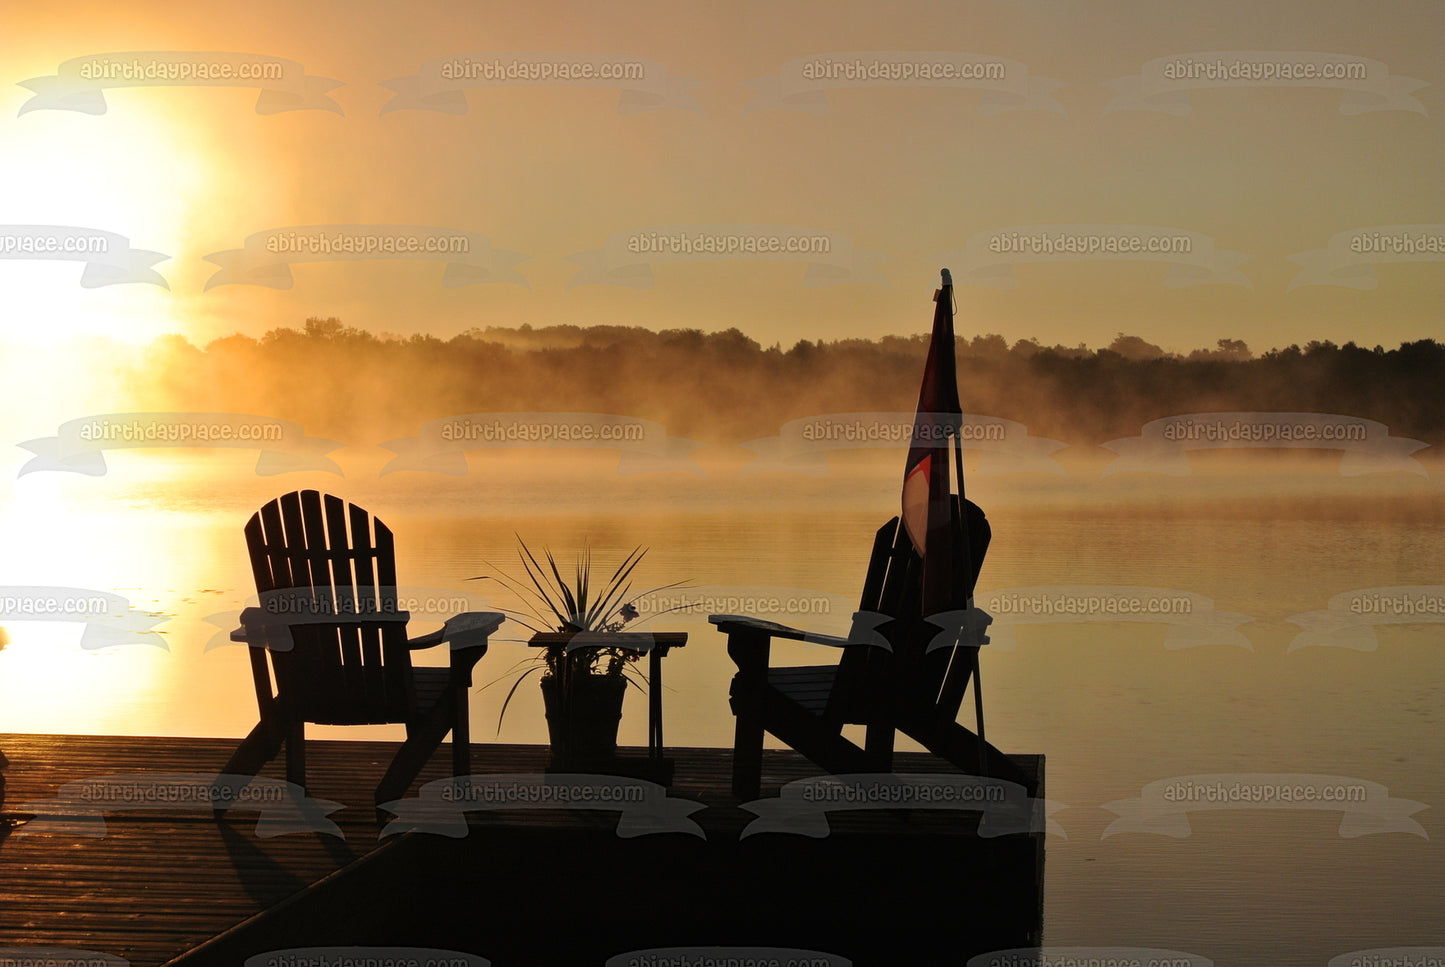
[0,0,1441,355]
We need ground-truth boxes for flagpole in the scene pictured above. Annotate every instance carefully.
[942,269,968,505]
[941,269,988,773]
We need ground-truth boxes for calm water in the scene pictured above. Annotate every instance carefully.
[0,452,1441,964]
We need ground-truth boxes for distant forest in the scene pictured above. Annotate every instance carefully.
[117,320,1445,447]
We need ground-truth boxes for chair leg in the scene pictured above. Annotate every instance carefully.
[376,697,453,808]
[864,718,895,772]
[284,722,306,792]
[222,719,285,778]
[451,681,471,777]
[216,718,287,818]
[972,661,987,776]
[900,715,1036,796]
[725,635,769,801]
[732,707,764,801]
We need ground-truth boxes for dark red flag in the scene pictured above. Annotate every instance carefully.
[902,269,964,616]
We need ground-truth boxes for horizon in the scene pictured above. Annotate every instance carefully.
[8,315,1441,357]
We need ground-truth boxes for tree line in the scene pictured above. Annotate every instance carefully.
[116,319,1445,448]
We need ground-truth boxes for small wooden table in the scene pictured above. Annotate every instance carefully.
[527,631,687,785]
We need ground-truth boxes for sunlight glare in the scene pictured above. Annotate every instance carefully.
[0,104,208,346]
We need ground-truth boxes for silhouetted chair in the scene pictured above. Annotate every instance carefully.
[220,490,503,811]
[713,496,1035,799]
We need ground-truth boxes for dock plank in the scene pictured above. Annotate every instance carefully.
[0,733,1043,967]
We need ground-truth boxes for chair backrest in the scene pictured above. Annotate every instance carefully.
[826,495,991,725]
[244,490,415,725]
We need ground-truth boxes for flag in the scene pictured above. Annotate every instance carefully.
[902,268,965,616]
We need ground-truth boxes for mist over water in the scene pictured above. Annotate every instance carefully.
[5,324,1437,475]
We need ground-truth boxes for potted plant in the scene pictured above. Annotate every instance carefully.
[473,540,686,761]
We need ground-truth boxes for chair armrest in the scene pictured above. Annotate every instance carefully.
[407,611,506,651]
[708,614,845,645]
[708,613,869,648]
[231,606,283,643]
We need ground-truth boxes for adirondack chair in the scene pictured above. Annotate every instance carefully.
[713,495,1037,800]
[220,490,504,812]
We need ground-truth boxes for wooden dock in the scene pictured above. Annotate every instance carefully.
[0,733,1044,966]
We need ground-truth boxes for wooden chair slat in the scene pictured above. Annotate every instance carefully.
[344,502,389,714]
[295,490,347,714]
[933,498,991,720]
[369,512,411,716]
[313,493,363,707]
[273,493,318,711]
[326,497,381,714]
[254,500,289,593]
[255,498,299,710]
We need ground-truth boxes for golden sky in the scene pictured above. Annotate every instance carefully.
[1,0,1441,352]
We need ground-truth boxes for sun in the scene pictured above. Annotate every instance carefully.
[0,100,219,483]
[0,102,207,347]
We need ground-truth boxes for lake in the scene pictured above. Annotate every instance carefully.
[0,449,1440,965]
